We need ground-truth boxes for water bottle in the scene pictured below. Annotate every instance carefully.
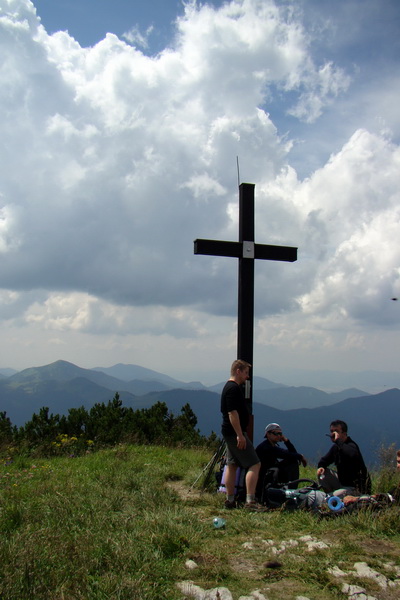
[327,496,344,511]
[213,517,226,529]
[284,490,298,499]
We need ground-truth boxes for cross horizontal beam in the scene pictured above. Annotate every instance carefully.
[194,238,297,262]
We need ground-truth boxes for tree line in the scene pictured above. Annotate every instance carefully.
[0,393,218,456]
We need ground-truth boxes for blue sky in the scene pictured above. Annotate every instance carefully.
[33,0,190,51]
[0,0,399,390]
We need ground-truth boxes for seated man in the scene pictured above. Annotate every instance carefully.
[317,419,371,497]
[388,449,400,503]
[255,422,307,500]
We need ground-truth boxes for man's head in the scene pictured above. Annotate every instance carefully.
[329,420,348,442]
[396,449,400,470]
[230,359,251,376]
[230,359,251,385]
[265,422,283,444]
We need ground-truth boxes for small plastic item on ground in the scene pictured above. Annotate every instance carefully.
[213,517,226,529]
[327,495,344,511]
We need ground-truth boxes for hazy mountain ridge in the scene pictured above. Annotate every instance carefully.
[93,363,207,390]
[254,385,370,410]
[0,368,18,378]
[7,360,206,397]
[0,360,398,465]
[269,368,400,394]
[3,360,369,411]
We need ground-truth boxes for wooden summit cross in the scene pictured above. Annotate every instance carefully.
[194,183,297,440]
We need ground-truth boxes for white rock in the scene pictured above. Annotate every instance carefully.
[249,591,269,600]
[352,562,388,589]
[341,583,377,600]
[285,539,299,548]
[185,559,199,570]
[204,587,233,600]
[242,542,255,550]
[239,593,268,600]
[176,584,233,600]
[176,581,205,599]
[306,540,329,551]
[383,562,400,576]
[327,565,347,577]
[278,542,287,551]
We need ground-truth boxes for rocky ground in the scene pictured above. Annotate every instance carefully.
[168,481,400,600]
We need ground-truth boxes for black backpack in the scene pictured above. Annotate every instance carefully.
[262,477,322,510]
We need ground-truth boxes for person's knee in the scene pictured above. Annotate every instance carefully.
[248,461,260,474]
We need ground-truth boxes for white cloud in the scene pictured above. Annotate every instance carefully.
[122,24,154,49]
[260,129,400,325]
[288,61,351,123]
[0,0,399,383]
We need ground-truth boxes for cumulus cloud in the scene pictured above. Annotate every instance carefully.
[260,129,400,323]
[0,0,347,304]
[0,0,399,378]
[122,24,154,49]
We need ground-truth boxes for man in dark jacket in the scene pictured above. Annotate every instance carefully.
[255,422,307,500]
[317,419,371,496]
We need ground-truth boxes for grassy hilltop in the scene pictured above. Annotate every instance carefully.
[1,445,400,600]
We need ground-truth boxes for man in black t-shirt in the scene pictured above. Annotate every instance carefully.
[220,359,262,511]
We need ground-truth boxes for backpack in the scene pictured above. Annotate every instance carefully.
[263,478,324,511]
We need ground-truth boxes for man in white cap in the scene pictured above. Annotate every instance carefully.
[255,423,307,500]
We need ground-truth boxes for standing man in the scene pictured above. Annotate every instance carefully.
[255,423,307,499]
[317,419,371,496]
[221,359,263,510]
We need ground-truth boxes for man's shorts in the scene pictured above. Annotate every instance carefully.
[223,433,260,469]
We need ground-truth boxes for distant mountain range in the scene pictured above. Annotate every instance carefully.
[0,360,399,466]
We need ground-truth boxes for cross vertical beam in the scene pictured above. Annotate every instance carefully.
[237,184,255,439]
[194,183,297,440]
[238,183,255,371]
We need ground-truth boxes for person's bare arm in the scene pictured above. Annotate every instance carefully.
[228,410,246,449]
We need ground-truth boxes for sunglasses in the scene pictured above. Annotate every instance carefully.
[271,431,282,436]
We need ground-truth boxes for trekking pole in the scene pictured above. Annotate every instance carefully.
[189,441,225,491]
[189,452,218,490]
[201,441,226,491]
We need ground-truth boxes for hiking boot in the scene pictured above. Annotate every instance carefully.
[224,499,237,509]
[243,501,268,512]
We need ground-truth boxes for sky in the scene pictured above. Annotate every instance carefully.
[0,0,399,391]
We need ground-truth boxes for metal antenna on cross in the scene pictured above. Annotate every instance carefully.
[194,183,297,441]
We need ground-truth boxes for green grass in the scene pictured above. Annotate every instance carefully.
[1,446,399,600]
